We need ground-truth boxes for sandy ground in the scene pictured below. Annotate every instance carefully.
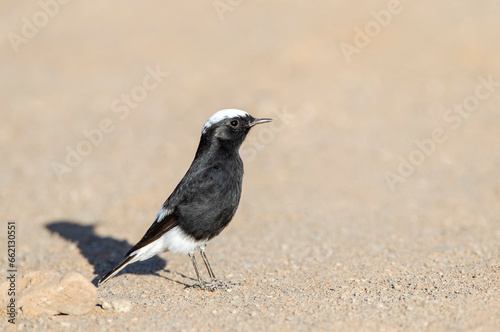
[1,1,500,331]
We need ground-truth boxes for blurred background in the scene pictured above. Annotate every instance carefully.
[1,1,499,330]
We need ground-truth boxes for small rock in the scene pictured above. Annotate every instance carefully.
[15,271,97,316]
[101,298,132,313]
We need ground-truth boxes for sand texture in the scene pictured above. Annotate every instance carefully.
[1,1,499,331]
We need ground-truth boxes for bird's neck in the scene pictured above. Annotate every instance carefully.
[194,135,242,161]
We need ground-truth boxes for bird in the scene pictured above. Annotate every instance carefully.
[98,109,272,290]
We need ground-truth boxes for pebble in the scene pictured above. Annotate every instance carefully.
[101,299,132,313]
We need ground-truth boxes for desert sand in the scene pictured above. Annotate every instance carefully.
[1,1,499,331]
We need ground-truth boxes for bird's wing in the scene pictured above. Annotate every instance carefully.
[125,208,178,256]
[126,162,233,256]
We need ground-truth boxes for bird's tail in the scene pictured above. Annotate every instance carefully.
[98,254,138,285]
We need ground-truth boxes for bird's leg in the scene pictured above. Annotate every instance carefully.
[189,252,216,291]
[199,246,217,282]
[188,253,205,286]
[198,247,232,290]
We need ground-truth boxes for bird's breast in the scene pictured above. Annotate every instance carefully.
[176,157,243,241]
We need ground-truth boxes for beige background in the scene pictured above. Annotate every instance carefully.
[1,1,499,331]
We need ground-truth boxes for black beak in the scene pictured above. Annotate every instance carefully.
[249,118,273,127]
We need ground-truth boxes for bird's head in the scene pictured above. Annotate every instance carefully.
[201,109,273,149]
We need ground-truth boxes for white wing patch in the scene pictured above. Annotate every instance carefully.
[202,109,249,134]
[155,207,172,223]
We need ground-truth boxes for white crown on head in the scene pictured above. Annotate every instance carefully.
[202,109,249,134]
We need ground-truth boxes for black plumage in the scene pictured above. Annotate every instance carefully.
[99,109,272,290]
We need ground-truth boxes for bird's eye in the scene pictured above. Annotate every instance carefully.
[230,120,239,127]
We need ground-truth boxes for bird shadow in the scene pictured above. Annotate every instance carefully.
[45,220,168,286]
[161,269,197,288]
